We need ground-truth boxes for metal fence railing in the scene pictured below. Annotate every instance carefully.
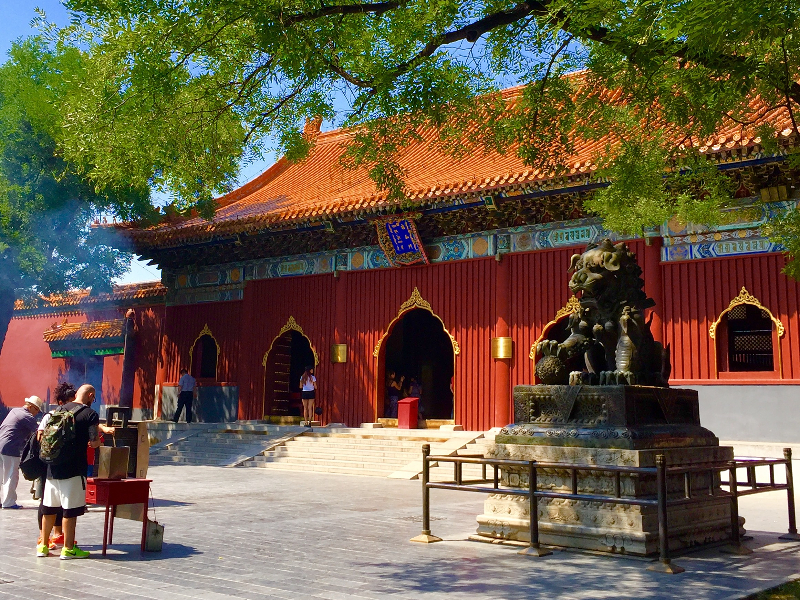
[410,444,799,574]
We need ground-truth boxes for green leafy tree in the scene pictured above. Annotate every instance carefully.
[0,39,151,354]
[58,1,799,259]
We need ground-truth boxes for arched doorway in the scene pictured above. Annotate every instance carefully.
[191,335,218,379]
[381,308,455,420]
[263,328,317,417]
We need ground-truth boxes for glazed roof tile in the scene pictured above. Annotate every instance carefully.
[14,281,166,312]
[42,319,124,343]
[123,85,794,248]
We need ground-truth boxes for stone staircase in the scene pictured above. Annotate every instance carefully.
[146,421,498,478]
[148,423,306,467]
[428,428,499,482]
[238,428,488,478]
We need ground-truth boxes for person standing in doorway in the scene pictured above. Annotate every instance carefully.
[300,366,317,427]
[173,368,197,423]
[0,396,42,508]
[386,371,404,419]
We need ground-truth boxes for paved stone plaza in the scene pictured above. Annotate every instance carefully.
[0,465,799,600]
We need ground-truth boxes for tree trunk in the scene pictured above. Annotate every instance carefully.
[0,285,16,359]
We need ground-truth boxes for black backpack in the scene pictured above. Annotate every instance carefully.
[19,431,47,481]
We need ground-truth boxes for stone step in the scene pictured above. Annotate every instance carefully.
[149,456,228,466]
[240,461,393,477]
[268,445,421,462]
[251,454,411,468]
[262,448,415,462]
[303,432,456,442]
[155,447,270,459]
[280,440,426,452]
[178,436,286,446]
[284,436,434,447]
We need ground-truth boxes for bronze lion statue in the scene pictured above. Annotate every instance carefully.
[535,239,671,387]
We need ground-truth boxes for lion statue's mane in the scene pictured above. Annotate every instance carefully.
[535,239,671,387]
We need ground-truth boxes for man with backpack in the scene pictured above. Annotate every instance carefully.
[0,396,43,508]
[38,384,103,559]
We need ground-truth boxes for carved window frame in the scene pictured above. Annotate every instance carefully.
[709,287,784,379]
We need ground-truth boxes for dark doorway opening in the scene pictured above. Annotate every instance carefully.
[383,308,454,420]
[191,334,218,379]
[264,330,316,416]
[65,355,104,412]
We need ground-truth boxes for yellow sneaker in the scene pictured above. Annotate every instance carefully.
[60,545,90,560]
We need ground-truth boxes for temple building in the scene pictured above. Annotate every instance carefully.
[1,88,798,443]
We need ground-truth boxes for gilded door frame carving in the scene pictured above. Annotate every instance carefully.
[372,287,460,423]
[708,287,784,378]
[529,296,581,360]
[188,324,221,380]
[261,316,319,418]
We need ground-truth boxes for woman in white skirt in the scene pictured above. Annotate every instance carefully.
[300,366,317,426]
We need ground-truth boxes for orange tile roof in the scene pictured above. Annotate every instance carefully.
[123,84,794,248]
[42,319,125,343]
[14,281,166,313]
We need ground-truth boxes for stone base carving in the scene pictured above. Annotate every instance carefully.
[474,444,738,555]
[502,385,717,449]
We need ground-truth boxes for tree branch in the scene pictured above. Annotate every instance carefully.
[280,2,400,25]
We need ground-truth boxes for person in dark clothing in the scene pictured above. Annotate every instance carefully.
[173,368,197,423]
[39,384,105,559]
[386,371,404,418]
[35,382,75,549]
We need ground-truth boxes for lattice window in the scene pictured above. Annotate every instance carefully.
[726,304,774,372]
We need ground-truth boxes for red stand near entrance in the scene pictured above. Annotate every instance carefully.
[86,478,152,555]
[397,397,419,429]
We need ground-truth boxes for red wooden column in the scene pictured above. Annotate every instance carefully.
[331,270,348,424]
[154,306,170,420]
[237,281,257,420]
[493,256,512,427]
[642,237,664,343]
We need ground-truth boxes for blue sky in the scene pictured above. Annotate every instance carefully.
[0,1,274,285]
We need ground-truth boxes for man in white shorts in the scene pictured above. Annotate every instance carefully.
[39,384,102,559]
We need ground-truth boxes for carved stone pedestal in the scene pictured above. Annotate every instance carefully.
[503,384,717,449]
[474,385,737,556]
[474,443,735,555]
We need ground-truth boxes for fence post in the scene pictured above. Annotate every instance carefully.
[410,443,442,543]
[519,461,552,557]
[648,454,684,573]
[779,448,800,541]
[721,460,753,554]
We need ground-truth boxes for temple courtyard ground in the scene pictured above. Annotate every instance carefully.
[0,465,799,600]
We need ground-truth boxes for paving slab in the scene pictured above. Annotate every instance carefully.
[0,464,798,600]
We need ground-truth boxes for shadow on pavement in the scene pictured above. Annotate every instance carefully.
[89,542,200,561]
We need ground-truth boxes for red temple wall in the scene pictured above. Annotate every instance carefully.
[0,314,86,410]
[170,240,664,430]
[160,301,242,384]
[0,305,164,415]
[234,257,502,429]
[663,253,800,382]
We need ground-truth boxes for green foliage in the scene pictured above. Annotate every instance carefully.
[44,0,800,258]
[0,39,148,299]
